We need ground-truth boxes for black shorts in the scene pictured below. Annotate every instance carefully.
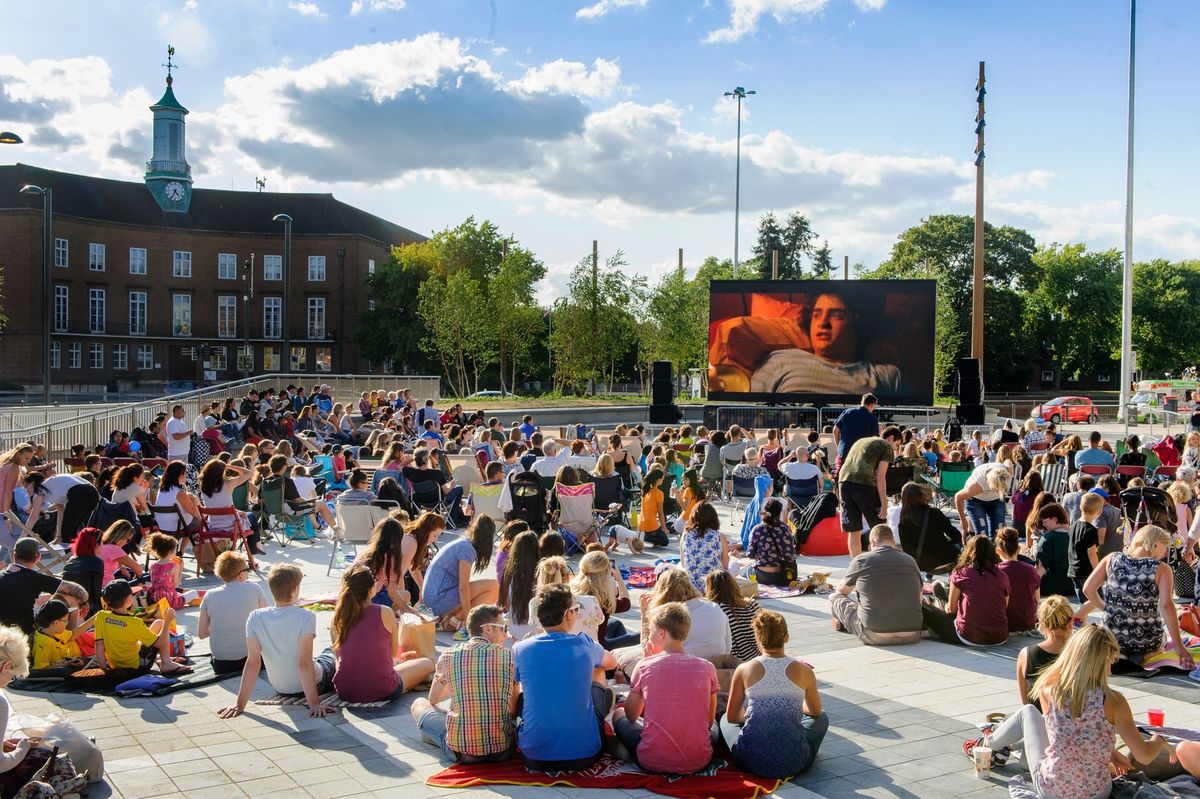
[839,482,883,533]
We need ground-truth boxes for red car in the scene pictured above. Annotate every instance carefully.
[1031,396,1098,425]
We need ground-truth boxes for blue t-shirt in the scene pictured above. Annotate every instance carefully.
[513,632,607,762]
[1074,448,1116,470]
[421,538,477,616]
[519,422,536,440]
[420,430,446,445]
[834,406,880,460]
[921,451,938,471]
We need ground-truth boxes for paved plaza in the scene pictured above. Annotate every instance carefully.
[12,501,1200,799]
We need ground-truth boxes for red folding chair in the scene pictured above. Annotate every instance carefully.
[1153,465,1179,481]
[113,457,138,467]
[196,507,256,576]
[1078,464,1113,478]
[142,458,168,474]
[1115,464,1146,481]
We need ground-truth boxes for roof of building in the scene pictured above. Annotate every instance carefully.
[150,82,188,114]
[0,163,426,245]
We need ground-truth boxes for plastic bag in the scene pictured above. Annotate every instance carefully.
[8,713,104,783]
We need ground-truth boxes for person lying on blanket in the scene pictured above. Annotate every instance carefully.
[94,580,191,676]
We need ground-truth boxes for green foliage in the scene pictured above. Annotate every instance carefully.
[750,211,818,279]
[1131,260,1200,376]
[418,269,491,396]
[354,241,438,374]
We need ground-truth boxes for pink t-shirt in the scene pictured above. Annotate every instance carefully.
[100,543,128,585]
[629,650,719,774]
[951,566,1011,645]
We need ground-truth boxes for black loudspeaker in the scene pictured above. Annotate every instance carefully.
[956,404,986,426]
[956,357,983,405]
[649,403,683,424]
[652,381,674,406]
[652,361,673,383]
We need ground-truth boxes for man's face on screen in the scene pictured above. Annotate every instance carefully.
[810,294,855,361]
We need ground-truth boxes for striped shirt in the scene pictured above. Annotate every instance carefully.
[719,598,763,661]
[436,637,514,756]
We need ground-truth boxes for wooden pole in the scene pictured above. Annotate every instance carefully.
[843,255,849,281]
[972,61,986,364]
[771,249,779,280]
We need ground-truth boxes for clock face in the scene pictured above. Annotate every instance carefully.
[165,181,185,201]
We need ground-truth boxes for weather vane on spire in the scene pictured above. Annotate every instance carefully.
[163,45,177,86]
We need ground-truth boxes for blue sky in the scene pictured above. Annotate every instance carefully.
[2,0,1197,299]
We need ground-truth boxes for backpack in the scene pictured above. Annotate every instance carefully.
[943,416,963,444]
[505,470,548,533]
[789,491,839,548]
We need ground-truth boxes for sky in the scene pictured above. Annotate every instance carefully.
[2,0,1198,302]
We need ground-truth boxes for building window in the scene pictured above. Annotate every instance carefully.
[50,342,60,370]
[217,295,237,338]
[54,238,68,268]
[113,344,128,370]
[137,345,154,370]
[368,299,376,311]
[290,346,307,371]
[263,255,282,281]
[173,250,192,278]
[307,297,326,339]
[315,347,332,372]
[129,247,147,275]
[172,293,192,336]
[68,342,81,369]
[89,243,106,272]
[89,343,104,369]
[237,346,254,372]
[368,258,376,275]
[129,291,147,335]
[218,253,237,280]
[263,296,282,339]
[53,285,68,332]
[263,346,280,371]
[88,288,106,333]
[209,346,228,371]
[307,255,326,282]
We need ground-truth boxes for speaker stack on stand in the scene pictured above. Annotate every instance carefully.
[955,357,986,426]
[649,360,683,424]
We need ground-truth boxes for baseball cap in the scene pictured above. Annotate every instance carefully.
[1088,487,1109,499]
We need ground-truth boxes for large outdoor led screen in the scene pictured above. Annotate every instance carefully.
[708,279,936,406]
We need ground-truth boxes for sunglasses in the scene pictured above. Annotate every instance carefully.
[483,622,509,633]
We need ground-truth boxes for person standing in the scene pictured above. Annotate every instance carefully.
[832,394,880,470]
[838,426,902,557]
[165,404,192,463]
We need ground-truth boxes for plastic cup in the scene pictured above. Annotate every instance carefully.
[1147,708,1165,727]
[973,746,992,779]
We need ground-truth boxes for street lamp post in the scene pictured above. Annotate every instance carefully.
[723,86,755,270]
[273,213,293,374]
[20,184,52,405]
[241,253,255,378]
[0,131,23,145]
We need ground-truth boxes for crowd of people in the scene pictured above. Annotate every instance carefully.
[1,385,1200,796]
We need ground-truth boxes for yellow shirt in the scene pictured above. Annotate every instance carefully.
[639,488,664,532]
[32,630,80,670]
[94,610,159,669]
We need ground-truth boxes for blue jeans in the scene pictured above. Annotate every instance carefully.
[965,498,1006,539]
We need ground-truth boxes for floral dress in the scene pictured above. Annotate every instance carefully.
[148,560,184,609]
[681,528,725,590]
[1037,689,1115,799]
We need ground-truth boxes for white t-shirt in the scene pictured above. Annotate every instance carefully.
[166,416,191,460]
[532,452,568,478]
[683,598,732,659]
[292,476,318,500]
[154,485,193,530]
[965,463,1010,502]
[780,461,821,482]
[202,581,268,660]
[245,605,318,694]
[40,474,91,506]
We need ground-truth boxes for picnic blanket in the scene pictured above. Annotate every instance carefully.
[756,583,803,599]
[1140,633,1200,674]
[255,690,392,709]
[9,657,224,697]
[427,753,782,799]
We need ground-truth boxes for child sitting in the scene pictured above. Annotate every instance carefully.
[145,533,199,610]
[31,599,92,672]
[94,580,190,675]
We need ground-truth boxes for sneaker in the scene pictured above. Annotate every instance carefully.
[453,627,469,642]
[962,735,1010,766]
[932,581,949,605]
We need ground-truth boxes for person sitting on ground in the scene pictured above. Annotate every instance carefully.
[218,563,338,719]
[1016,596,1074,711]
[965,625,1186,798]
[0,537,84,635]
[680,502,729,591]
[1068,493,1103,602]
[744,497,797,586]
[62,527,105,617]
[721,610,828,779]
[996,527,1041,633]
[331,565,435,703]
[145,533,196,610]
[613,568,734,677]
[705,569,762,662]
[512,584,616,773]
[1011,470,1044,537]
[31,599,93,673]
[500,530,541,641]
[198,551,268,675]
[422,515,499,632]
[570,550,634,649]
[922,535,1011,647]
[99,520,142,586]
[613,601,720,774]
[895,482,963,572]
[830,525,923,646]
[411,603,517,763]
[94,579,190,675]
[1075,524,1194,670]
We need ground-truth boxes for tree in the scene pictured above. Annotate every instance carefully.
[1131,260,1200,377]
[488,247,546,393]
[811,240,833,278]
[1024,245,1121,385]
[354,242,438,374]
[863,214,1038,392]
[750,211,817,279]
[417,269,491,396]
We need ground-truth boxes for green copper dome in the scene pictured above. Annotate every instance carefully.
[150,79,189,115]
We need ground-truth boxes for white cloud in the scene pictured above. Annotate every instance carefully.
[288,1,325,17]
[576,0,649,20]
[705,0,885,43]
[508,58,622,99]
[349,0,405,14]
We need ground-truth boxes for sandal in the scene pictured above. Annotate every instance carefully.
[962,735,1010,766]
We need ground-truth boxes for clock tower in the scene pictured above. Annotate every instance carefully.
[145,46,192,214]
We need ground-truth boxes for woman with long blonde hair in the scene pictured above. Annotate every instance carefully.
[0,444,35,560]
[612,566,732,676]
[571,550,633,648]
[967,625,1176,799]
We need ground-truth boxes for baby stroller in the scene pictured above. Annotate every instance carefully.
[1120,486,1194,598]
[505,470,549,533]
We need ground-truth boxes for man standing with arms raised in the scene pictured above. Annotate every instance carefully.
[838,426,902,558]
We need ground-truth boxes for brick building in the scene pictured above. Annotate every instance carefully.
[0,68,423,390]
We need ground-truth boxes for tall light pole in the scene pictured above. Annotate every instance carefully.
[971,63,986,364]
[0,131,23,144]
[273,213,293,374]
[1118,0,1137,421]
[20,184,52,405]
[241,254,255,378]
[723,86,755,270]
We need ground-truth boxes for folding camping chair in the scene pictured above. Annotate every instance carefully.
[258,475,318,546]
[554,481,599,552]
[1036,460,1068,498]
[469,482,506,525]
[730,474,757,522]
[328,502,394,575]
[195,507,256,576]
[921,461,973,509]
[313,455,348,491]
[885,464,914,499]
[410,480,453,526]
[1079,464,1114,479]
[371,469,402,494]
[149,504,195,560]
[3,510,68,573]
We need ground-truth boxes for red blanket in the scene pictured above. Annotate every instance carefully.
[427,753,782,799]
